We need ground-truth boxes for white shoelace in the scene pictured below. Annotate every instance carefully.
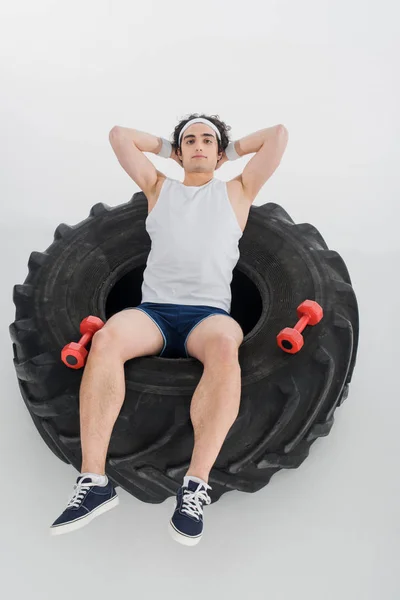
[66,480,97,509]
[181,488,211,520]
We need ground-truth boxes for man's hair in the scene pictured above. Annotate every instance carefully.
[171,113,232,156]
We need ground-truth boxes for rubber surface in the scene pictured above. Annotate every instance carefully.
[9,192,359,504]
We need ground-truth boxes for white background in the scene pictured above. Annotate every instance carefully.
[1,1,399,598]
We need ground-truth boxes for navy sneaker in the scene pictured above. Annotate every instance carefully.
[50,475,119,536]
[168,478,212,546]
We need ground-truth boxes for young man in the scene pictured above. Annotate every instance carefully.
[50,115,288,545]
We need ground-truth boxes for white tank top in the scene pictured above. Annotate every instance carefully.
[141,176,243,312]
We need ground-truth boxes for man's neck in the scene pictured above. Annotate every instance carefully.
[182,175,214,187]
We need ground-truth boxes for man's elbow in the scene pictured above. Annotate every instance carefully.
[109,126,122,140]
[277,124,289,138]
[276,125,289,156]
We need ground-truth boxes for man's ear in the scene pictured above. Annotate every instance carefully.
[175,145,182,164]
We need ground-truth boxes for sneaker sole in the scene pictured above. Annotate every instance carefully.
[50,495,119,536]
[168,520,202,546]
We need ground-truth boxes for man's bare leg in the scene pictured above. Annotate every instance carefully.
[79,345,126,475]
[186,344,241,484]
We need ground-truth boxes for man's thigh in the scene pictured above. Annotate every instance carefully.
[185,313,244,363]
[93,308,165,361]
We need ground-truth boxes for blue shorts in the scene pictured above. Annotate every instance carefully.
[123,302,231,358]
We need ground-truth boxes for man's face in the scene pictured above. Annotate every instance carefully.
[177,123,222,172]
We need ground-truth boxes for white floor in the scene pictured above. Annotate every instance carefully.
[1,1,398,599]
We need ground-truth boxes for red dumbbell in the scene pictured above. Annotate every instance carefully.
[61,316,105,369]
[277,300,323,354]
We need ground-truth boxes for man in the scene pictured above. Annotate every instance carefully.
[50,115,289,545]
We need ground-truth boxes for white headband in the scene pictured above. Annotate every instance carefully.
[178,117,221,146]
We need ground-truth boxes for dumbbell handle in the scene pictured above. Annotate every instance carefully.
[293,315,311,333]
[76,331,95,349]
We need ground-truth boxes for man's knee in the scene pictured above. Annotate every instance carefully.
[90,329,115,352]
[204,335,240,363]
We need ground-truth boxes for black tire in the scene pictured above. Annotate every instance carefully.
[9,192,359,504]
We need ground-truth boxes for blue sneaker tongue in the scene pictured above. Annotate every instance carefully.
[77,476,93,485]
[188,481,201,491]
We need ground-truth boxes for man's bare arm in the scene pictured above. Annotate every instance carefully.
[236,125,283,156]
[237,125,289,202]
[110,126,163,155]
[109,126,168,193]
